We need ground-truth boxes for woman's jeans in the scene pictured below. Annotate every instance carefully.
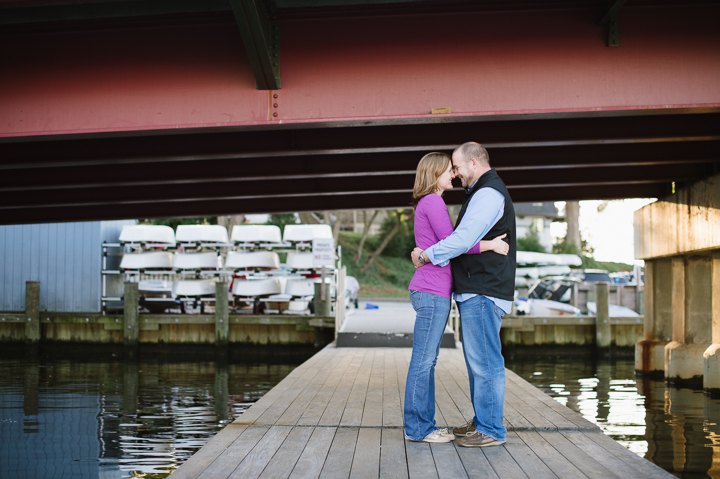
[404,290,451,440]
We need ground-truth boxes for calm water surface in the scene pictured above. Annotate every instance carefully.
[0,352,312,479]
[506,357,720,479]
[1,353,718,478]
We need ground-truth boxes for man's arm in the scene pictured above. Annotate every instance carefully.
[413,188,505,266]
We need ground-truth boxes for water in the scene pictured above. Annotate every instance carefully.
[1,353,718,478]
[0,351,313,479]
[506,357,720,479]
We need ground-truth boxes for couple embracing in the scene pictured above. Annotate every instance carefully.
[405,142,516,448]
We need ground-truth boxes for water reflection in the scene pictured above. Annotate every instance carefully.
[0,353,310,479]
[506,357,720,479]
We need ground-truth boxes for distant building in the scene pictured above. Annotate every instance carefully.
[514,202,562,253]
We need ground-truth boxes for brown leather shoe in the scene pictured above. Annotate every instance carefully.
[453,419,476,437]
[457,431,506,448]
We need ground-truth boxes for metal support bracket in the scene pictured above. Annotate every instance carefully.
[600,0,627,47]
[230,0,281,90]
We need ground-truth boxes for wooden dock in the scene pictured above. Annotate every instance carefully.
[169,344,673,479]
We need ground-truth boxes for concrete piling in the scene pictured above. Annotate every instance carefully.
[704,251,720,396]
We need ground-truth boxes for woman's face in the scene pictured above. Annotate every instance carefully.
[436,161,455,193]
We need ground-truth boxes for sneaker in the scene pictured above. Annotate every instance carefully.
[435,427,455,439]
[407,429,454,443]
[457,431,506,448]
[453,419,476,437]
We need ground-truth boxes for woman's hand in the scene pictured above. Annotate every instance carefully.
[411,247,426,268]
[486,233,509,255]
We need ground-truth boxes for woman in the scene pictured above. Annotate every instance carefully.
[404,152,508,443]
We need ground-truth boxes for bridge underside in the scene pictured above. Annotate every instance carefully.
[1,1,719,224]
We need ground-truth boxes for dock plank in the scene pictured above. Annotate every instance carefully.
[169,424,249,479]
[380,428,409,479]
[229,426,292,479]
[481,442,529,479]
[503,431,558,479]
[538,430,620,478]
[297,349,360,426]
[362,350,385,427]
[317,350,367,426]
[171,346,676,479]
[515,431,586,479]
[382,350,404,427]
[340,351,375,427]
[406,441,439,479]
[319,427,359,479]
[430,443,469,479]
[288,427,336,479]
[579,431,676,479]
[349,427,381,479]
[196,426,269,479]
[258,426,314,479]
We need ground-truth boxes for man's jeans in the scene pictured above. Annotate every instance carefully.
[404,290,451,441]
[458,295,507,442]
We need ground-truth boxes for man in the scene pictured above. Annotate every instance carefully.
[411,142,516,447]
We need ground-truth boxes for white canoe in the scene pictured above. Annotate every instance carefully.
[174,279,216,297]
[176,225,229,244]
[285,278,316,297]
[586,302,640,317]
[286,252,314,270]
[232,278,282,298]
[119,225,175,246]
[173,252,221,270]
[138,279,173,295]
[120,252,174,271]
[283,224,333,243]
[225,251,280,270]
[231,225,282,245]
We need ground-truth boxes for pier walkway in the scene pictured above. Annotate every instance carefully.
[170,344,673,479]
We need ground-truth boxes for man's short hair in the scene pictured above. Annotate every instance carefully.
[455,142,490,167]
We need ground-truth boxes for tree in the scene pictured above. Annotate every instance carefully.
[517,221,546,253]
[354,210,379,264]
[359,209,413,274]
[142,216,217,231]
[565,201,581,253]
[267,214,297,230]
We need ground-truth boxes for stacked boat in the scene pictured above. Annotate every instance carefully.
[118,223,343,315]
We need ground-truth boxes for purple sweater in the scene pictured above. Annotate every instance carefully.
[408,194,481,298]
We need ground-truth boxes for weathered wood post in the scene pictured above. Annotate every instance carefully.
[123,360,139,416]
[215,280,229,348]
[595,282,611,350]
[24,362,39,417]
[124,282,139,350]
[314,282,331,318]
[25,281,40,347]
[214,362,229,421]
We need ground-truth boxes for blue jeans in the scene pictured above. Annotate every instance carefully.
[404,290,451,440]
[458,295,507,442]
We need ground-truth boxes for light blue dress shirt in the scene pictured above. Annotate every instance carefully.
[424,182,512,314]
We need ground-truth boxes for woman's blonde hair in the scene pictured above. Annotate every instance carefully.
[413,152,451,205]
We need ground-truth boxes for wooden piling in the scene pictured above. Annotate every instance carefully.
[314,282,332,318]
[596,282,611,349]
[24,281,40,345]
[124,282,139,348]
[215,280,229,347]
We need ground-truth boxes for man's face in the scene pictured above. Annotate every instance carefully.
[451,152,475,188]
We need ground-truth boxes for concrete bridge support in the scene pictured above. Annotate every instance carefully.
[634,173,720,391]
[704,251,720,396]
